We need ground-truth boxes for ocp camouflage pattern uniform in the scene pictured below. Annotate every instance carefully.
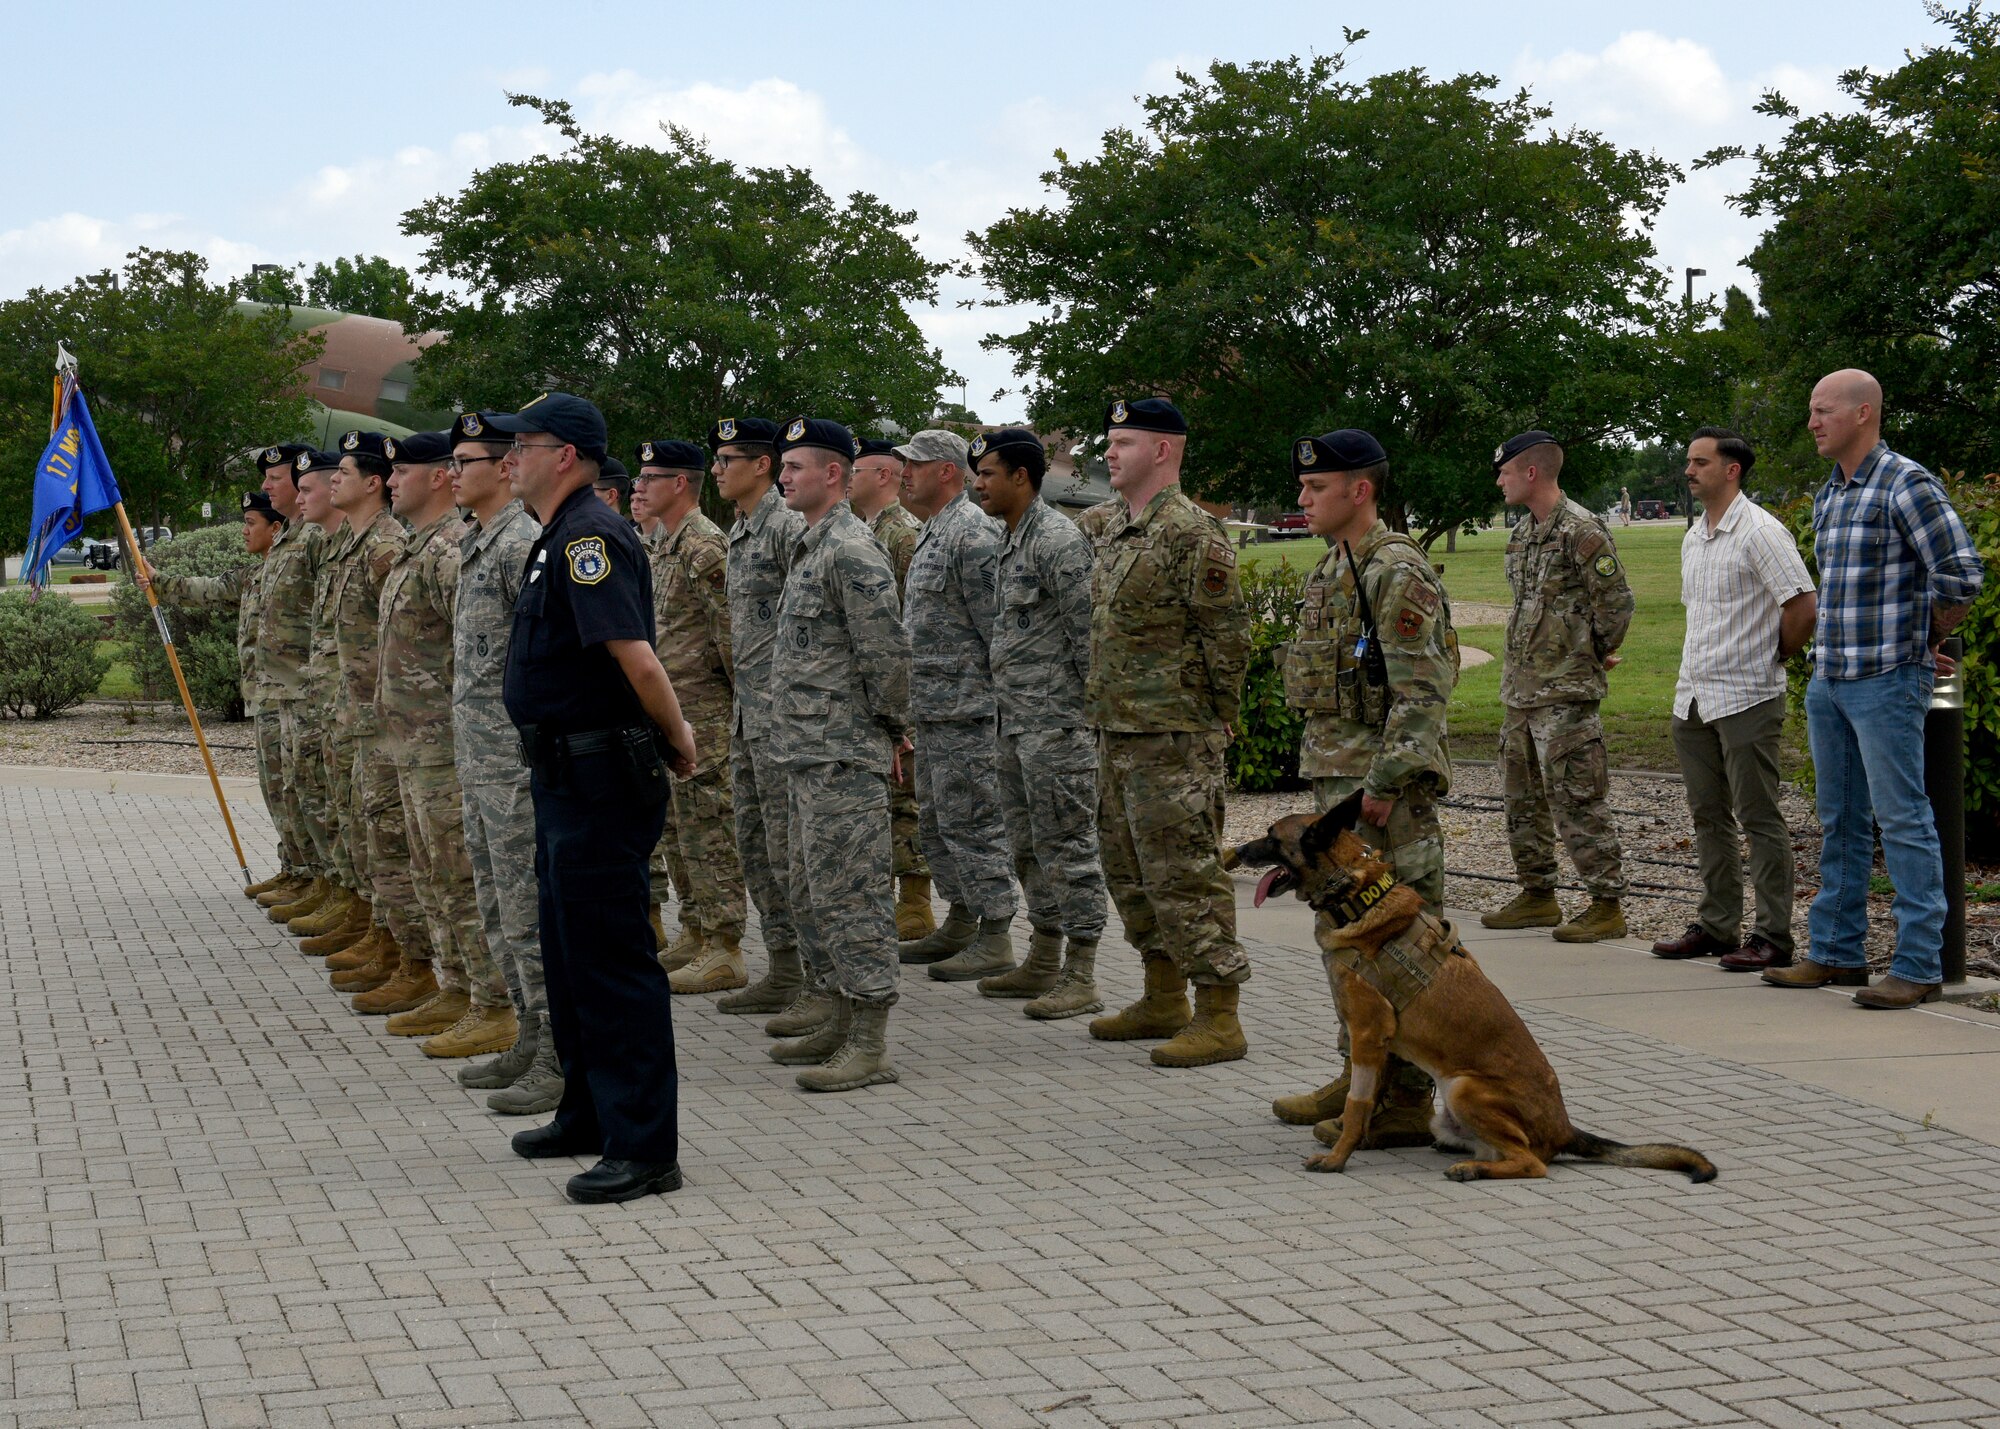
[992,499,1107,939]
[303,524,349,885]
[727,484,808,970]
[905,490,1015,923]
[647,509,745,941]
[642,527,687,910]
[453,499,546,1025]
[1500,497,1633,898]
[771,505,912,1006]
[1289,520,1459,910]
[868,500,929,880]
[379,510,506,1006]
[1087,487,1252,985]
[261,517,331,877]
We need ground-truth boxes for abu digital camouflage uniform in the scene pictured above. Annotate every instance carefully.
[452,500,546,1024]
[380,510,506,1007]
[868,500,929,880]
[727,484,808,969]
[1500,497,1634,898]
[905,490,1014,923]
[1086,486,1252,986]
[771,505,912,1007]
[647,509,745,940]
[261,518,331,876]
[1289,520,1459,910]
[992,499,1107,940]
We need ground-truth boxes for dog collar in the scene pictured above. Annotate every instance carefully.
[1316,868,1399,923]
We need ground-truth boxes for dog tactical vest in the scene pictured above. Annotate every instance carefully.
[1321,909,1463,1012]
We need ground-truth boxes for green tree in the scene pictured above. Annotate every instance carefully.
[972,40,1688,542]
[0,249,319,566]
[402,95,954,459]
[1699,4,2000,483]
[235,263,303,306]
[305,254,418,325]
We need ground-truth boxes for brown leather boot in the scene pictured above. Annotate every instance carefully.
[352,959,438,1015]
[1761,959,1870,989]
[1088,955,1190,1041]
[1151,983,1247,1067]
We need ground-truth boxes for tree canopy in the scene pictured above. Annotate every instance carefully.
[233,254,420,325]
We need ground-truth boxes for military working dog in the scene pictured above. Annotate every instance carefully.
[1225,793,1716,1183]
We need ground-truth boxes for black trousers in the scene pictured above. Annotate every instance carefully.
[532,746,677,1163]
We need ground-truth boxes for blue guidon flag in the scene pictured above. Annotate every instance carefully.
[23,368,122,591]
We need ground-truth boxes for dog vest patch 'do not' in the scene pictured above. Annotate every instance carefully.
[1323,909,1464,1012]
[566,536,610,586]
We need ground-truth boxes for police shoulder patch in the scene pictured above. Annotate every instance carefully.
[1593,552,1619,578]
[566,536,610,586]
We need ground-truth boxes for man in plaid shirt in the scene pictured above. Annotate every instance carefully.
[1765,370,1984,1008]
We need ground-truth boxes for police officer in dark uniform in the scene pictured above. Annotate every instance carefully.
[490,392,700,1205]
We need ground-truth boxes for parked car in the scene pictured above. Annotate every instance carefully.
[47,540,88,566]
[1636,499,1668,520]
[1266,512,1311,539]
[85,538,120,569]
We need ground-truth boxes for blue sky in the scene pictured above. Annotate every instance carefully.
[5,1,1926,420]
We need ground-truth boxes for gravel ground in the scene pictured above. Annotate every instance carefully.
[0,701,258,779]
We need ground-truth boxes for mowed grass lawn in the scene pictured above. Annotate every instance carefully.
[1244,521,1804,772]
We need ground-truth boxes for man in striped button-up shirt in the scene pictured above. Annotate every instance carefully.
[1766,370,1985,1009]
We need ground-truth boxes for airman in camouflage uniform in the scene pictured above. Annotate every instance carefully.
[639,518,689,950]
[851,436,934,939]
[378,431,516,1059]
[1084,399,1253,1069]
[969,428,1109,1016]
[1485,430,1634,943]
[890,428,1018,983]
[632,438,748,995]
[449,410,560,1115]
[1269,430,1459,1146]
[767,418,911,1092]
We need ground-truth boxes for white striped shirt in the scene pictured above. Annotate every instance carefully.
[1674,493,1814,721]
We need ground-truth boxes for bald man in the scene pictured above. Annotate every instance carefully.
[1765,370,1983,1009]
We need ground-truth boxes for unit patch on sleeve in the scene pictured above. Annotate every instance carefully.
[566,536,610,586]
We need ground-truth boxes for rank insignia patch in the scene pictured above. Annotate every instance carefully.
[567,536,610,586]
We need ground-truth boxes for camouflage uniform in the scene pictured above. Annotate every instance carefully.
[648,510,745,939]
[1500,498,1634,898]
[771,505,912,1006]
[868,501,929,879]
[727,485,808,969]
[1086,487,1252,986]
[453,500,546,1023]
[905,490,1014,922]
[305,526,353,887]
[261,520,331,876]
[641,527,686,910]
[1289,520,1459,910]
[380,510,506,1006]
[992,500,1107,938]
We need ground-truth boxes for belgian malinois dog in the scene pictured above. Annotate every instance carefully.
[1226,792,1717,1183]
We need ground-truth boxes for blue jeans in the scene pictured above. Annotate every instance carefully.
[1805,664,1945,983]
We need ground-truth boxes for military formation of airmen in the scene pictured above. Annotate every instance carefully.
[152,391,1640,1197]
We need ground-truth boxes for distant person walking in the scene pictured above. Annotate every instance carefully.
[1619,486,1634,526]
[1651,429,1815,971]
[1764,370,1983,1008]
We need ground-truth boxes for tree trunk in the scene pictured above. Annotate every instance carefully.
[1446,527,1457,553]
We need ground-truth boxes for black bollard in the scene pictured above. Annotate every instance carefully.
[1926,636,1966,984]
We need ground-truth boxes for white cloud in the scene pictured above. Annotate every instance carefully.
[575,71,866,183]
[0,211,264,293]
[1520,31,1735,130]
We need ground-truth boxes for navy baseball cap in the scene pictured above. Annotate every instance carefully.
[1293,429,1387,477]
[487,392,610,461]
[385,430,452,464]
[1104,397,1186,435]
[635,439,708,471]
[775,416,855,459]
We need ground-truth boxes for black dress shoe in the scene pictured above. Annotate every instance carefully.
[511,1121,599,1160]
[1719,935,1791,973]
[566,1158,683,1204]
[1650,923,1734,959]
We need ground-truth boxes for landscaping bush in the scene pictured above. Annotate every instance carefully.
[109,523,252,720]
[0,590,112,719]
[1229,555,1311,792]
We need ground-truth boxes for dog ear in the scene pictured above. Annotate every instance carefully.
[1302,790,1366,856]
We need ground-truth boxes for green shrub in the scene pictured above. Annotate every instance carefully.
[109,523,252,720]
[0,590,112,719]
[1229,555,1311,791]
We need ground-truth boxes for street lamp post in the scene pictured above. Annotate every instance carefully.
[1685,267,1707,309]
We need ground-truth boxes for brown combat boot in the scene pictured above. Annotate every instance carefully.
[386,988,470,1037]
[1088,955,1190,1041]
[300,895,371,954]
[1313,1061,1437,1149]
[1480,888,1562,929]
[1025,939,1104,1020]
[1553,897,1627,944]
[668,935,747,994]
[1151,984,1248,1067]
[1272,1074,1350,1126]
[352,959,439,1016]
[898,904,976,965]
[660,926,704,974]
[257,873,313,907]
[244,869,292,899]
[325,925,388,972]
[290,887,355,937]
[423,1002,519,1058]
[269,877,331,925]
[979,928,1062,997]
[895,875,936,941]
[329,937,396,992]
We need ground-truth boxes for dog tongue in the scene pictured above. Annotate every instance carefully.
[1254,867,1284,908]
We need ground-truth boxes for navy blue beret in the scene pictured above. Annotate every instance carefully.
[708,416,779,451]
[635,439,708,471]
[1293,429,1387,477]
[1104,397,1186,435]
[1494,429,1562,470]
[969,427,1046,463]
[853,437,902,459]
[256,443,308,472]
[385,430,451,464]
[449,411,509,445]
[775,416,855,459]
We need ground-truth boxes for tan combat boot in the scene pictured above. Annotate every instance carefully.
[660,925,704,974]
[930,922,1016,982]
[301,896,372,956]
[329,936,397,992]
[386,987,470,1037]
[1479,888,1563,929]
[770,996,851,1066]
[257,873,313,907]
[648,903,668,952]
[325,925,388,972]
[289,887,354,937]
[1088,955,1191,1041]
[797,1001,898,1092]
[352,958,439,1016]
[669,935,747,995]
[897,904,976,965]
[1553,897,1627,943]
[895,875,936,941]
[1272,1073,1350,1126]
[1025,939,1104,1020]
[1313,1061,1437,1149]
[1151,983,1248,1067]
[764,986,838,1038]
[245,869,291,899]
[979,928,1062,998]
[269,876,331,925]
[718,945,804,1016]
[423,1002,519,1059]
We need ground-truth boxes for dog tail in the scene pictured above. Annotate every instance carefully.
[1564,1129,1717,1183]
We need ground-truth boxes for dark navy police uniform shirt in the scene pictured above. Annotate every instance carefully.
[504,484,656,734]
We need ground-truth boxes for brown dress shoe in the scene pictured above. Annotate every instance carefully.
[1853,975,1943,1009]
[1761,959,1870,989]
[1719,935,1791,973]
[1651,923,1733,960]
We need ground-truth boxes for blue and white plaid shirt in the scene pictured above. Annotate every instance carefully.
[1812,442,1984,680]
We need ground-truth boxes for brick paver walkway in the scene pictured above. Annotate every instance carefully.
[3,771,2000,1427]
